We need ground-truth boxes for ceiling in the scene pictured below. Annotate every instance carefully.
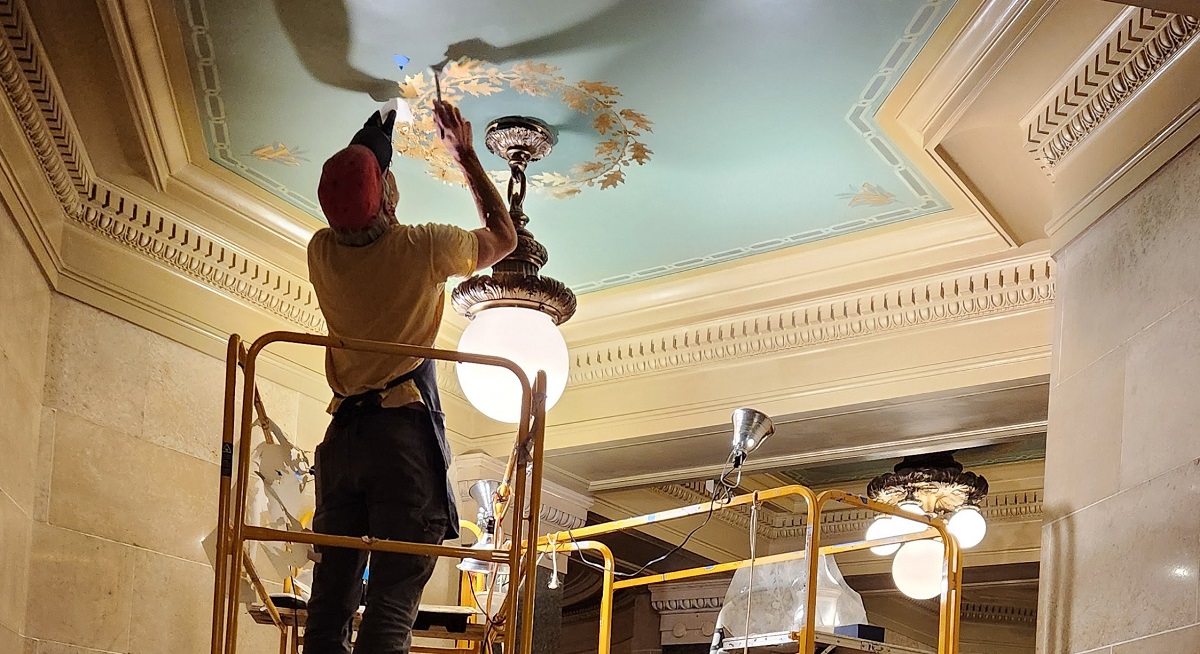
[780,434,1046,487]
[173,0,956,293]
[548,376,1049,491]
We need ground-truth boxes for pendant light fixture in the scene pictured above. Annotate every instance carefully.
[864,451,989,599]
[451,117,577,423]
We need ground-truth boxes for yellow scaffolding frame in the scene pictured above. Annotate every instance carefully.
[210,331,548,654]
[540,487,964,654]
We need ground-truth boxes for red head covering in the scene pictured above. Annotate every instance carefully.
[318,144,383,230]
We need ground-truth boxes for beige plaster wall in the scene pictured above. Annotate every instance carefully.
[0,180,53,653]
[1038,137,1200,653]
[19,291,333,653]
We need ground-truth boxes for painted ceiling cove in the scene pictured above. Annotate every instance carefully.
[176,0,953,293]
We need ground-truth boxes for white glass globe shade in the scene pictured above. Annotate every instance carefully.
[892,502,928,539]
[456,307,569,423]
[866,502,926,556]
[892,540,944,600]
[866,516,902,556]
[947,505,987,549]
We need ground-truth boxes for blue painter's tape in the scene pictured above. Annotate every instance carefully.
[392,54,410,70]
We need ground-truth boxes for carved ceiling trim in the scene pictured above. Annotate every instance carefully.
[652,484,1042,542]
[0,0,327,333]
[571,255,1054,387]
[651,588,1038,627]
[1022,7,1200,172]
[650,596,724,614]
[912,597,1038,625]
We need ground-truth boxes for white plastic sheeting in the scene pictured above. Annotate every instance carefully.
[203,419,317,602]
[715,554,868,640]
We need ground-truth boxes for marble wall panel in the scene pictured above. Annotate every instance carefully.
[43,295,151,435]
[0,491,30,636]
[1054,142,1200,382]
[0,178,51,650]
[47,410,216,564]
[0,353,43,514]
[0,201,51,394]
[1043,138,1200,653]
[25,524,135,651]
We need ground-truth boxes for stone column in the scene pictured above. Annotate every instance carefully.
[1038,140,1200,652]
[650,578,730,651]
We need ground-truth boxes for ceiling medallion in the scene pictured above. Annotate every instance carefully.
[865,451,988,514]
[395,59,653,198]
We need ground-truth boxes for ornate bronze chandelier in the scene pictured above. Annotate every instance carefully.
[864,451,989,600]
[450,116,577,423]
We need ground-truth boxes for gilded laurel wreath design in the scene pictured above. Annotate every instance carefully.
[394,59,653,199]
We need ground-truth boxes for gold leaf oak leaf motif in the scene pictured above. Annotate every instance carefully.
[600,169,625,189]
[457,78,503,97]
[561,88,592,114]
[594,139,621,158]
[511,78,547,96]
[593,113,616,135]
[512,61,560,76]
[392,57,651,198]
[578,80,621,97]
[619,109,653,133]
[572,161,607,175]
[630,142,652,165]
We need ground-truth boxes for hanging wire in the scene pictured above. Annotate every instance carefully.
[564,451,743,579]
[742,498,759,654]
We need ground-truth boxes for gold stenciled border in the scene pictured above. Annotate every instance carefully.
[395,58,653,199]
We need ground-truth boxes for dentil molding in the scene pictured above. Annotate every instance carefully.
[571,254,1054,387]
[0,0,326,333]
[1022,7,1199,172]
[652,482,1042,542]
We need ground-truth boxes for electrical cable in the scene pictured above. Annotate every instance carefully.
[565,452,743,579]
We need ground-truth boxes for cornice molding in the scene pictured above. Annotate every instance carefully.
[1022,7,1200,172]
[0,0,327,334]
[651,484,1043,542]
[911,597,1037,625]
[569,254,1054,388]
[813,489,1043,539]
[650,596,724,614]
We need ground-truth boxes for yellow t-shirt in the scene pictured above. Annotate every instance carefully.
[307,222,477,412]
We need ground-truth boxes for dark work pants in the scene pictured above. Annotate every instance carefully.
[304,403,450,654]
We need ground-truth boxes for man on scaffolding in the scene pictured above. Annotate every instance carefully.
[304,99,517,653]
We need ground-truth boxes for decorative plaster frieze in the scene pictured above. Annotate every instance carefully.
[802,488,1044,539]
[912,598,1037,625]
[652,484,1042,542]
[651,596,724,613]
[0,0,327,333]
[78,183,326,331]
[540,504,587,531]
[570,256,1054,387]
[1023,7,1200,171]
[453,452,592,533]
[960,601,1037,625]
[0,0,86,214]
[653,481,777,539]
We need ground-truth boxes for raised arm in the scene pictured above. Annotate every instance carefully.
[433,101,517,270]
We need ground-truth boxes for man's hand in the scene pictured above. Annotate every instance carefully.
[431,101,516,269]
[433,101,474,163]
